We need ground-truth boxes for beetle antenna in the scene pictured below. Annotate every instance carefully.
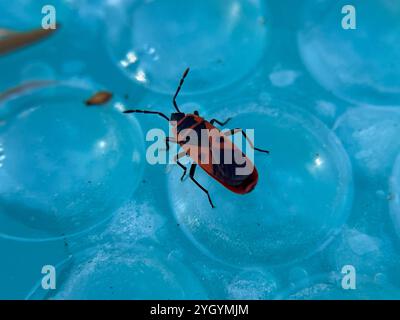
[123,109,170,121]
[173,67,190,113]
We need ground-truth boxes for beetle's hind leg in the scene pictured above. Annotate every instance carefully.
[189,163,215,209]
[176,160,187,181]
[175,151,188,181]
[224,128,270,154]
[164,138,191,179]
[210,117,231,127]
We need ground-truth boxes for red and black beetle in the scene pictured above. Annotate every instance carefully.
[124,68,269,208]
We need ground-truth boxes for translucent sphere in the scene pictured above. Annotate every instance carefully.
[226,270,278,300]
[106,0,268,94]
[333,106,400,179]
[0,1,73,89]
[0,0,71,29]
[298,0,400,105]
[325,228,400,277]
[0,84,144,240]
[0,237,69,299]
[288,267,309,285]
[278,274,400,300]
[168,101,353,267]
[390,155,400,238]
[333,106,400,234]
[28,245,208,299]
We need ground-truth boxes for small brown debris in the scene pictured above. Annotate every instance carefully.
[85,91,113,106]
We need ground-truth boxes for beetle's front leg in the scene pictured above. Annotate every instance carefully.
[165,136,176,151]
[162,136,182,152]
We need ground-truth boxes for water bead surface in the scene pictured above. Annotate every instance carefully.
[334,106,400,179]
[226,270,278,300]
[0,84,144,240]
[325,228,400,279]
[298,0,400,105]
[0,237,70,299]
[278,274,400,300]
[333,106,400,235]
[106,0,268,94]
[0,0,71,29]
[390,156,400,240]
[28,245,208,300]
[168,101,353,267]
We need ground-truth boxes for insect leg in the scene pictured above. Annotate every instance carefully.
[224,128,270,154]
[123,109,170,121]
[174,151,188,181]
[210,117,231,126]
[176,160,188,181]
[165,137,178,151]
[189,163,215,209]
[164,136,190,151]
[173,68,190,113]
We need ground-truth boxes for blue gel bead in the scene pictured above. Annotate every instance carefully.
[168,101,353,267]
[106,0,269,94]
[28,245,208,300]
[0,0,71,29]
[278,274,400,300]
[298,0,400,105]
[325,228,400,278]
[390,155,400,239]
[334,106,400,180]
[226,270,278,300]
[0,84,144,240]
[0,237,69,299]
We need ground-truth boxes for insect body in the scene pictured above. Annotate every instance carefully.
[124,68,269,208]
